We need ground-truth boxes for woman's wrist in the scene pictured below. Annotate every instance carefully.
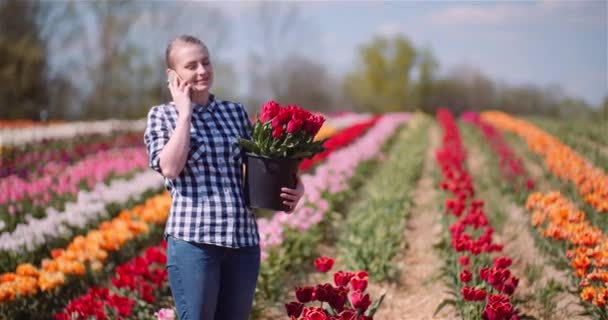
[177,111,192,124]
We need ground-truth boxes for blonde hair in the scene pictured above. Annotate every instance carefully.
[165,35,207,68]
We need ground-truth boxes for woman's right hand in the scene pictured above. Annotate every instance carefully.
[168,71,192,116]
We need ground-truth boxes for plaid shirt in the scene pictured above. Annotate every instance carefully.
[143,94,259,248]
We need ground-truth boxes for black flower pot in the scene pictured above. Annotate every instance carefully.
[244,153,301,212]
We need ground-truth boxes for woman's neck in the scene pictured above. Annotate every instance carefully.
[191,91,210,106]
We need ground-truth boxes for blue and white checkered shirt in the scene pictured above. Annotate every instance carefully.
[144,94,259,248]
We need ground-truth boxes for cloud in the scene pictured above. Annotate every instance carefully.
[430,4,524,26]
[429,1,606,29]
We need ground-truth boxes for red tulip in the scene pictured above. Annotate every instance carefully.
[272,108,293,129]
[349,291,371,312]
[493,257,512,269]
[295,286,315,303]
[314,257,335,273]
[350,276,368,291]
[458,255,469,266]
[333,271,354,287]
[287,118,304,134]
[336,309,356,320]
[272,125,284,139]
[474,289,487,301]
[313,283,333,302]
[260,100,281,123]
[302,307,328,320]
[459,270,472,283]
[285,301,304,318]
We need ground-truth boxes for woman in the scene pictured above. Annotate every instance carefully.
[144,35,304,320]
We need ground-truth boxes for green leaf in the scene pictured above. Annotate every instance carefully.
[434,299,457,316]
[367,292,386,316]
[237,138,261,154]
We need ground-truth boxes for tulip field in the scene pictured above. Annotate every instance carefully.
[0,110,607,320]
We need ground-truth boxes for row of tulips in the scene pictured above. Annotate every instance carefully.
[435,109,521,320]
[313,112,372,142]
[0,170,164,272]
[1,131,144,179]
[532,119,608,173]
[531,117,607,148]
[337,114,429,281]
[253,114,410,315]
[0,147,149,227]
[0,193,170,309]
[54,242,171,320]
[0,119,64,130]
[481,111,608,213]
[461,112,535,194]
[300,116,380,172]
[321,112,373,131]
[526,191,608,317]
[0,118,146,146]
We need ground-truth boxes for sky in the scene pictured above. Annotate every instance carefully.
[197,0,607,107]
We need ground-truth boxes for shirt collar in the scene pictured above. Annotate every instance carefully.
[193,93,216,112]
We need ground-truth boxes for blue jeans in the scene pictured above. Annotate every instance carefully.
[166,236,261,320]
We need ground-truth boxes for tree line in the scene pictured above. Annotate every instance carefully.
[1,0,606,121]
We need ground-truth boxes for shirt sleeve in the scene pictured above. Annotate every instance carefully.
[143,106,170,175]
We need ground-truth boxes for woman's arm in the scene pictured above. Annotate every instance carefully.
[144,73,193,180]
[158,112,191,179]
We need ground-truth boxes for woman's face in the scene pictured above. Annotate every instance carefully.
[169,43,214,93]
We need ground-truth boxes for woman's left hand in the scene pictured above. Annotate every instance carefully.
[281,175,305,213]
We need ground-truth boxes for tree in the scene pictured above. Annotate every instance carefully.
[343,35,417,113]
[414,48,439,113]
[33,1,233,120]
[246,2,320,110]
[272,55,335,112]
[600,96,608,120]
[0,0,49,120]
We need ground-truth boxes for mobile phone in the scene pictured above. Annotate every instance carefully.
[167,70,177,86]
[167,70,192,96]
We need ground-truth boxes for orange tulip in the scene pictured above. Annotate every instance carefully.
[581,286,596,301]
[16,264,39,278]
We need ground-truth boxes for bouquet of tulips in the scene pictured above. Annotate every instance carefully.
[237,101,326,159]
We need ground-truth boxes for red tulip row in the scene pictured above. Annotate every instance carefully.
[436,108,521,320]
[54,242,169,320]
[299,116,380,172]
[461,112,534,192]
